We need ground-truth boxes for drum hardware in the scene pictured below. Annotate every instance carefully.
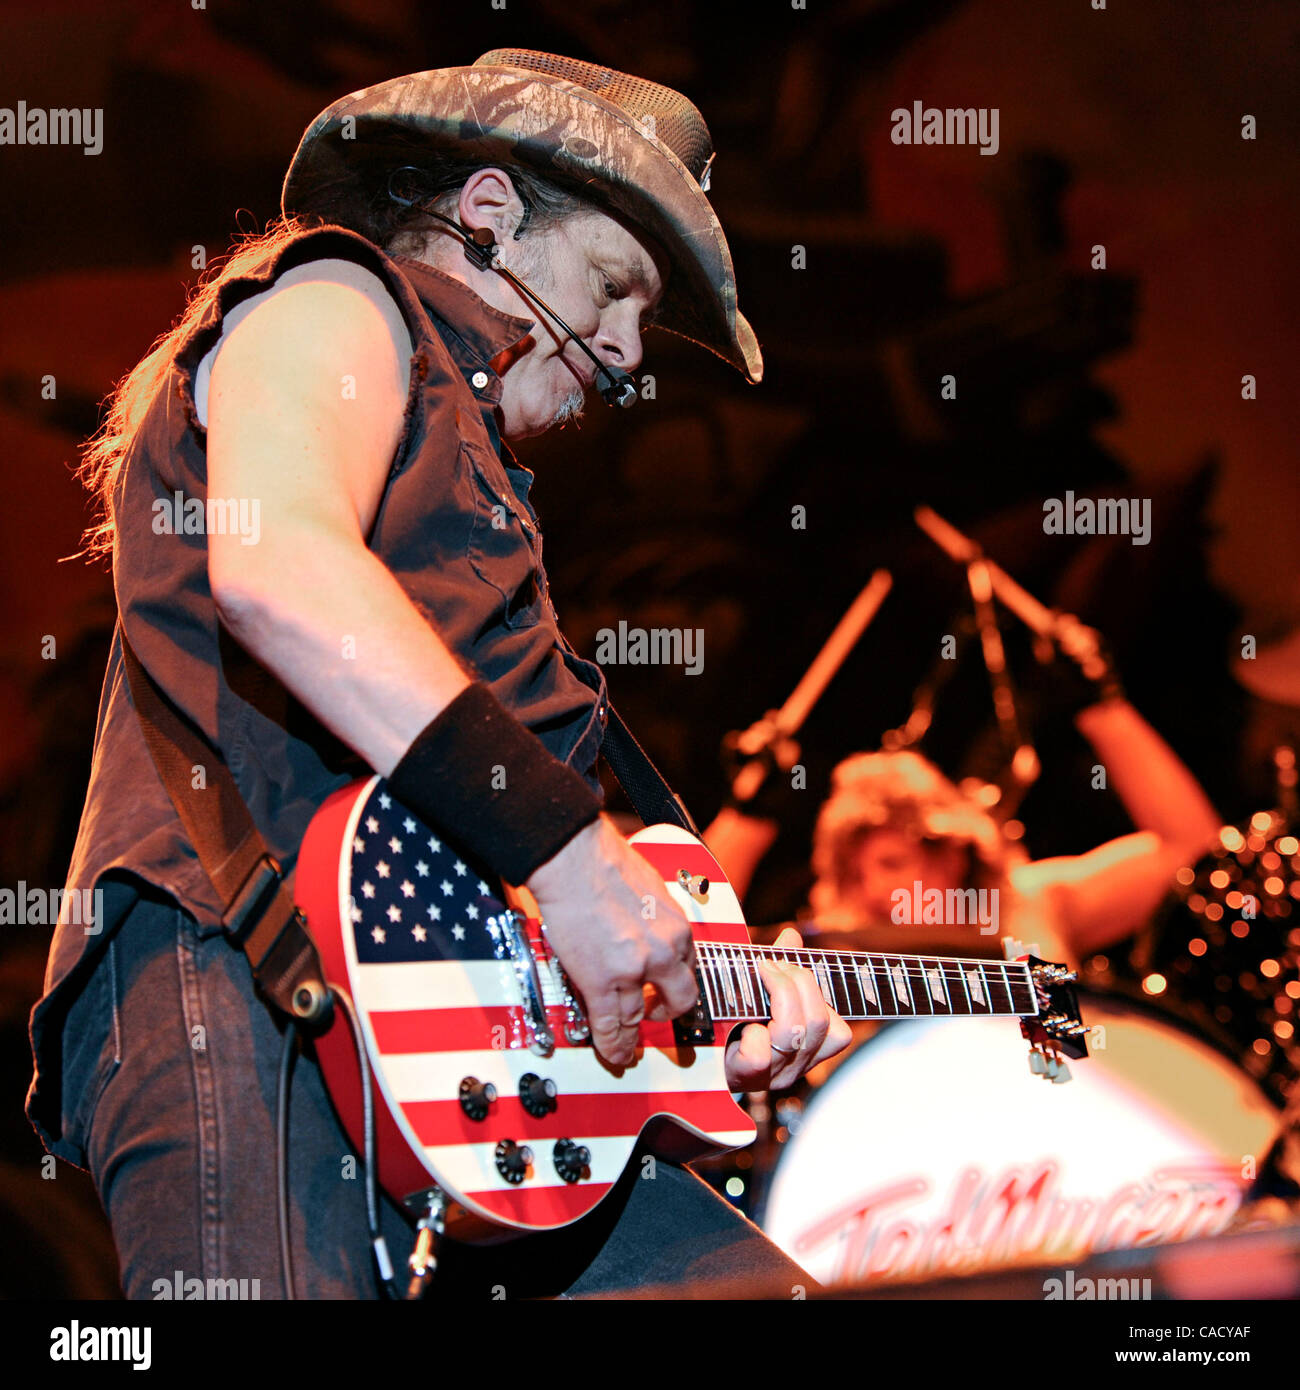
[964,557,1039,818]
[916,505,1136,821]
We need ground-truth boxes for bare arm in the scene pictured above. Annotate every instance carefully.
[1019,697,1222,957]
[205,273,847,1085]
[1074,697,1221,854]
[207,276,470,774]
[699,805,780,902]
[1015,831,1193,959]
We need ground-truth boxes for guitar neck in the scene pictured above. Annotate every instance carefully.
[696,942,1037,1023]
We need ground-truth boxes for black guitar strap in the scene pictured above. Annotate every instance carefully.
[553,625,698,834]
[599,705,699,835]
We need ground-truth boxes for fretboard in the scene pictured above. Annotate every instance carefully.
[694,942,1037,1022]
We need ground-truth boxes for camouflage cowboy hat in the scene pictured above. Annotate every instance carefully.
[281,49,762,383]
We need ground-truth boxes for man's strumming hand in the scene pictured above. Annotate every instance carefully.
[526,816,700,1069]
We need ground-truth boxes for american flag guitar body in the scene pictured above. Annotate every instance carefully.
[297,775,1088,1241]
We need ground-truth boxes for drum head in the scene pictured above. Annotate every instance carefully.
[760,990,1280,1287]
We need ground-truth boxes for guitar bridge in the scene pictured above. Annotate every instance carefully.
[550,955,592,1045]
[497,909,554,1056]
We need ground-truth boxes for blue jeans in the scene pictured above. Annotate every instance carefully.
[58,891,807,1299]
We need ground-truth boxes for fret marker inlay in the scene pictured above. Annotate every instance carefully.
[812,957,835,1005]
[858,964,878,1006]
[891,962,910,1008]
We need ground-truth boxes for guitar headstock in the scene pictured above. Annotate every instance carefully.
[1020,955,1090,1080]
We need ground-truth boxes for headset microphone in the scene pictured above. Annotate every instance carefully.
[594,366,638,409]
[466,225,639,409]
[396,183,639,409]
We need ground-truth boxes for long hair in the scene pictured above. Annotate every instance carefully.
[76,218,316,560]
[809,749,1015,925]
[77,154,585,561]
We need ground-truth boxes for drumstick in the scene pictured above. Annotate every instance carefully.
[779,568,894,736]
[730,569,892,804]
[914,505,1059,638]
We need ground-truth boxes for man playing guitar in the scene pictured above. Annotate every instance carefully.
[27,52,850,1299]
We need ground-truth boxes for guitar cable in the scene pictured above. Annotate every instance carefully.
[276,1025,298,1300]
[274,983,426,1301]
[330,984,405,1300]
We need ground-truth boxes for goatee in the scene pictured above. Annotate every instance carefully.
[550,387,586,428]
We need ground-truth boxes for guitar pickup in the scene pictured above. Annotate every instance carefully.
[673,958,715,1047]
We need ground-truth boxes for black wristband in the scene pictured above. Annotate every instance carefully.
[387,683,602,885]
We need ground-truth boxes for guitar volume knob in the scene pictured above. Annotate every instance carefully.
[553,1139,591,1184]
[459,1076,498,1121]
[495,1139,533,1184]
[519,1072,558,1118]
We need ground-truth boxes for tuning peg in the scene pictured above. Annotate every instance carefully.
[1048,1058,1072,1085]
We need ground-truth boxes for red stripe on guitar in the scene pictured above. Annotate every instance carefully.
[636,1019,679,1048]
[404,1090,747,1147]
[368,1009,704,1054]
[691,921,751,947]
[633,840,726,883]
[462,1181,615,1226]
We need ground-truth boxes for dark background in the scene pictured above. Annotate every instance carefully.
[0,0,1295,1296]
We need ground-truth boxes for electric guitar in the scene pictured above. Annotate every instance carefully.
[298,775,1088,1242]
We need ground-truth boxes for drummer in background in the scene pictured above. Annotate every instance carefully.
[706,614,1224,972]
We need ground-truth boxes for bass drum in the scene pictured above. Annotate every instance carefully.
[759,990,1280,1287]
